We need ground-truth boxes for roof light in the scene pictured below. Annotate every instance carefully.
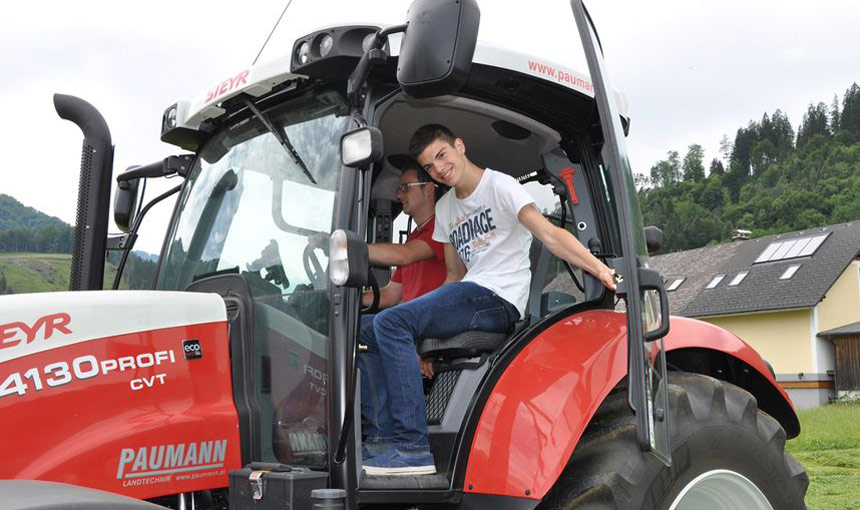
[780,265,801,280]
[319,34,334,57]
[706,275,725,289]
[667,278,685,291]
[297,42,311,64]
[729,271,748,286]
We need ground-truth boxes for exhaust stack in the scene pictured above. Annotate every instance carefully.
[54,94,114,291]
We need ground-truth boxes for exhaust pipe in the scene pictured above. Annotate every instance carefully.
[54,94,114,291]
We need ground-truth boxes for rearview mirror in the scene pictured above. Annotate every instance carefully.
[397,0,480,98]
[644,225,662,254]
[113,177,140,233]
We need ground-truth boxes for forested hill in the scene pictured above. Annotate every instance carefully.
[0,194,73,253]
[639,83,860,254]
[0,194,68,231]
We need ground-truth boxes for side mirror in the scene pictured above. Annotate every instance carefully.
[341,127,384,167]
[644,226,662,254]
[397,0,480,98]
[113,177,140,233]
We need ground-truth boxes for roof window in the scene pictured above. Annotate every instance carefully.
[667,278,685,291]
[729,271,749,286]
[780,265,801,280]
[706,274,725,289]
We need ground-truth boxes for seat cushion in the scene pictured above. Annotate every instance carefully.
[418,330,509,359]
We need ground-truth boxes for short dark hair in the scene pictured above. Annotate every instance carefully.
[401,161,443,200]
[408,124,457,159]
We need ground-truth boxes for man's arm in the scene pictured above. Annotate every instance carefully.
[442,242,467,284]
[368,239,436,267]
[518,205,616,290]
[362,281,404,309]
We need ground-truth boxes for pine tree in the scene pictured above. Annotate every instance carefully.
[682,144,706,182]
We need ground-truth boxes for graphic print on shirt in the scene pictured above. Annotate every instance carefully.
[448,205,498,264]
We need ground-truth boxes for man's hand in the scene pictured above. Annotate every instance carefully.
[418,353,434,379]
[597,266,617,292]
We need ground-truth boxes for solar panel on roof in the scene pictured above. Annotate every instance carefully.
[754,232,831,264]
[797,233,829,257]
[755,243,781,263]
[784,237,812,258]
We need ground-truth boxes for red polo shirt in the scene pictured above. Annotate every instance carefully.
[390,216,446,302]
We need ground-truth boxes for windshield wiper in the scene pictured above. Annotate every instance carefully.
[242,96,317,185]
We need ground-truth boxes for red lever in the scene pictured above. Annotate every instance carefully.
[559,167,578,204]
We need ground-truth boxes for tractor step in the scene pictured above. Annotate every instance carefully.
[359,472,449,490]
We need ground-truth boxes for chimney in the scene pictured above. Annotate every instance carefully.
[732,229,752,242]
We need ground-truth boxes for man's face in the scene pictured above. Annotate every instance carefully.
[396,169,430,217]
[417,138,466,188]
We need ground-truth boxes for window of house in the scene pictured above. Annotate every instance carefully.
[706,274,725,289]
[780,265,801,280]
[729,271,749,286]
[667,278,685,291]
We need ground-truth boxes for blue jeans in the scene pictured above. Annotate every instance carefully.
[359,282,519,451]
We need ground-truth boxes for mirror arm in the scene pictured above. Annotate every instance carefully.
[347,23,407,107]
[111,183,183,290]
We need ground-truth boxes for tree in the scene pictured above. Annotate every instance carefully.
[682,144,705,182]
[796,102,830,147]
[719,135,733,164]
[840,83,860,140]
[649,151,681,188]
[709,158,725,176]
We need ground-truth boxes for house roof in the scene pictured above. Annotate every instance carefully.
[650,221,860,318]
[819,321,860,337]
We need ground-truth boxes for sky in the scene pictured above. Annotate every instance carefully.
[3,0,859,254]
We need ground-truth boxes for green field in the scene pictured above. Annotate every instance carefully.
[786,400,860,510]
[0,252,125,293]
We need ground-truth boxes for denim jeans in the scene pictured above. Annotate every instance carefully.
[359,281,520,452]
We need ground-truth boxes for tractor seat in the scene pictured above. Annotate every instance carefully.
[417,331,508,360]
[417,321,528,360]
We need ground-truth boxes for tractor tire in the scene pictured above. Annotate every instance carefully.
[540,372,808,510]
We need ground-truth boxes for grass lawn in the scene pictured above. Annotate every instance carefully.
[785,400,860,510]
[0,252,125,292]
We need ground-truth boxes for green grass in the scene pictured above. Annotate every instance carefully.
[0,253,72,293]
[0,252,126,293]
[786,400,860,510]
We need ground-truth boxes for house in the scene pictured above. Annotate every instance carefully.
[651,221,860,408]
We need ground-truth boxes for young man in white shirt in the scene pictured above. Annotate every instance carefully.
[361,124,615,476]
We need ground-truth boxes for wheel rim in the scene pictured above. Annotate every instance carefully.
[668,469,774,510]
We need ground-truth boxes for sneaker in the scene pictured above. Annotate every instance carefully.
[362,448,436,476]
[361,440,391,462]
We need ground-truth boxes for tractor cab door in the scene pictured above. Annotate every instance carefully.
[570,0,671,464]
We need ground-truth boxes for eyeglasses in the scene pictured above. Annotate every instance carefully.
[396,182,432,193]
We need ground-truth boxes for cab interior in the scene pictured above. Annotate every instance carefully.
[357,90,614,489]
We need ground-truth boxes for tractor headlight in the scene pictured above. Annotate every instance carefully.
[340,127,383,167]
[329,229,368,287]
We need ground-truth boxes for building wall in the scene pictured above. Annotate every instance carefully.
[817,261,860,332]
[704,309,813,374]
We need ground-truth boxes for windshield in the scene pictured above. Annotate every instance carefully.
[157,90,350,467]
[157,91,348,293]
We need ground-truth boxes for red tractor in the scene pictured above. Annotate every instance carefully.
[0,1,807,509]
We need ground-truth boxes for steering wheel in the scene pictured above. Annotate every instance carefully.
[303,243,327,290]
[361,271,381,314]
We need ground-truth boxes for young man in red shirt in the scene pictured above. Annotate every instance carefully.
[359,162,446,463]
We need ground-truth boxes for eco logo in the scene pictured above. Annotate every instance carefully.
[182,339,202,360]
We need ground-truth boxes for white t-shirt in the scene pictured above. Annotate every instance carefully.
[433,168,534,317]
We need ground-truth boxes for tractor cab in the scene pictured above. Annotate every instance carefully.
[144,0,670,501]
